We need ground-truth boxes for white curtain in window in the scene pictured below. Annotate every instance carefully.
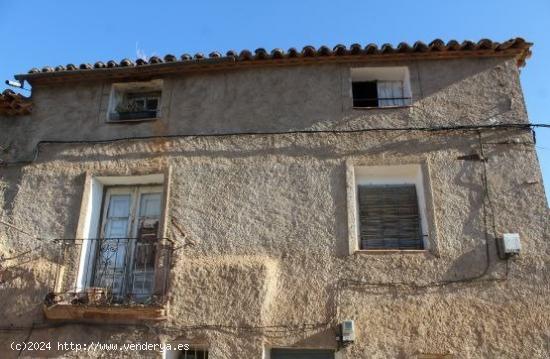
[377,81,405,107]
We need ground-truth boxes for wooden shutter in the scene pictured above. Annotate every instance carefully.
[358,184,423,250]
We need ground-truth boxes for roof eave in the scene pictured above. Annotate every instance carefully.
[15,40,533,86]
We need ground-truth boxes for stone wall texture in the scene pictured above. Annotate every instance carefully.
[0,56,548,358]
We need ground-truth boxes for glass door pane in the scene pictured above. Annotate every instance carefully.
[94,193,131,300]
[131,192,161,302]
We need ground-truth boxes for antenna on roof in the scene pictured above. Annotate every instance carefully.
[5,80,30,91]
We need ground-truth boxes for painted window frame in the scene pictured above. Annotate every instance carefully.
[91,185,163,301]
[72,173,170,295]
[346,163,437,254]
[350,67,412,109]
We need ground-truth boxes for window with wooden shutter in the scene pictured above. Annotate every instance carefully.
[358,184,424,250]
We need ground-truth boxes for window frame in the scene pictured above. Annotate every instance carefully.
[107,80,163,123]
[357,183,424,250]
[346,163,434,255]
[91,185,163,301]
[178,347,209,359]
[350,67,412,109]
[163,343,209,359]
[72,173,170,296]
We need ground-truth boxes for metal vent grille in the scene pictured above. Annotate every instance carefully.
[358,184,423,250]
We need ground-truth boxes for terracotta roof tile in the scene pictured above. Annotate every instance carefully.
[271,48,285,59]
[0,89,32,116]
[15,38,532,84]
[164,54,177,62]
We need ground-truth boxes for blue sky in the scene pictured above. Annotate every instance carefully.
[1,0,549,201]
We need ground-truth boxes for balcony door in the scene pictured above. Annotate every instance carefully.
[92,185,162,302]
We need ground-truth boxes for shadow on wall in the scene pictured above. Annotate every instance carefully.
[0,173,86,327]
[0,262,53,326]
[33,129,479,165]
[410,57,516,100]
[0,167,24,220]
[331,162,350,258]
[443,244,490,281]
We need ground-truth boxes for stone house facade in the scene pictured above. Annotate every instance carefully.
[0,38,548,358]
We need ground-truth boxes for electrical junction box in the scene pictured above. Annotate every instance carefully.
[341,320,355,342]
[502,233,521,255]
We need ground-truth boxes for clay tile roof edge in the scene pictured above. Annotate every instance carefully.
[14,38,532,84]
[0,89,32,116]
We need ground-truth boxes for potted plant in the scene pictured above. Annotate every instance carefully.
[114,100,157,121]
[86,287,108,305]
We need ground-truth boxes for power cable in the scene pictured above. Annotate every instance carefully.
[0,123,546,167]
[0,123,536,337]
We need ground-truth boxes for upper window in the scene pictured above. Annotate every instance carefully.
[351,67,412,108]
[355,165,428,250]
[108,80,162,122]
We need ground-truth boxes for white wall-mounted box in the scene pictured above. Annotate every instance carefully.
[503,233,521,254]
[342,320,355,342]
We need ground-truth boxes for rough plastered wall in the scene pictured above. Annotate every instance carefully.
[0,57,548,358]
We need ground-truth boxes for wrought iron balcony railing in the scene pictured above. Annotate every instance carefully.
[46,237,173,307]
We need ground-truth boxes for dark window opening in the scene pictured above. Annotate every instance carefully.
[179,348,208,359]
[358,184,424,250]
[271,348,334,359]
[352,81,378,108]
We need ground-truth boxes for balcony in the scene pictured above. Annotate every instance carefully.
[43,237,173,323]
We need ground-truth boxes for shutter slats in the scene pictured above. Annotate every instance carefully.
[358,184,423,250]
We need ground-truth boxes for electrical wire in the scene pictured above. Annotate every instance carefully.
[16,323,34,358]
[0,124,517,284]
[0,320,331,338]
[0,123,547,167]
[0,123,535,336]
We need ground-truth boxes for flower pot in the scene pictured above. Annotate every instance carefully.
[86,287,107,305]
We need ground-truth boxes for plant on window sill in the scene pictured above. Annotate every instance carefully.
[45,291,165,308]
[112,101,158,121]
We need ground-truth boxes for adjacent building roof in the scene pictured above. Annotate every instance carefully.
[14,38,532,85]
[0,89,32,116]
